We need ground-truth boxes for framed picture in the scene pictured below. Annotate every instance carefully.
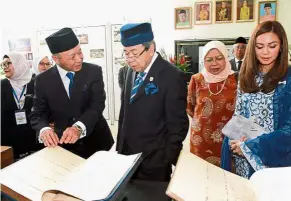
[194,2,212,25]
[258,1,277,24]
[215,0,233,23]
[8,38,31,52]
[77,34,89,44]
[175,7,192,29]
[236,0,255,22]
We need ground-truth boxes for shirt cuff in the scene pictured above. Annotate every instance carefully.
[73,121,87,139]
[39,127,53,143]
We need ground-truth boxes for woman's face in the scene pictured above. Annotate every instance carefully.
[255,32,281,68]
[204,48,226,75]
[38,57,51,73]
[1,58,15,78]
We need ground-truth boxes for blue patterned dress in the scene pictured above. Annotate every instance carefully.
[221,68,291,178]
[234,74,274,178]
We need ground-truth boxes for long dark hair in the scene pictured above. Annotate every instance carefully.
[239,21,289,93]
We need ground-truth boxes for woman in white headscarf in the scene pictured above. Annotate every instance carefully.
[186,41,237,167]
[32,54,52,78]
[1,53,42,160]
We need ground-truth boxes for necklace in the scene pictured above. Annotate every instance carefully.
[207,79,227,96]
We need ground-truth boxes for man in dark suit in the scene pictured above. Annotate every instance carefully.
[117,23,189,182]
[229,37,247,72]
[118,66,129,89]
[30,28,114,159]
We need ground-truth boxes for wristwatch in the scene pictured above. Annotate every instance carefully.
[73,124,83,137]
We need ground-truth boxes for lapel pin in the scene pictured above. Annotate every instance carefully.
[149,77,154,81]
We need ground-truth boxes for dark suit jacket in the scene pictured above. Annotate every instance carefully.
[1,78,40,159]
[230,58,238,72]
[30,63,114,159]
[117,53,189,181]
[118,66,129,89]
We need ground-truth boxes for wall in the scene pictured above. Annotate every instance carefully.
[0,0,290,55]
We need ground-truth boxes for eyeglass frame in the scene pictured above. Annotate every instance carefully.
[204,55,225,64]
[0,61,12,69]
[122,47,147,60]
[234,44,246,50]
[39,62,52,67]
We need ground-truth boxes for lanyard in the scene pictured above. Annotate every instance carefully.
[12,85,27,109]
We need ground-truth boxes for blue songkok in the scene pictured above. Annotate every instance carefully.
[120,23,154,47]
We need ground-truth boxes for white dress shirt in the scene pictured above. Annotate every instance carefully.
[142,52,158,80]
[235,57,243,70]
[39,65,86,143]
[12,85,27,109]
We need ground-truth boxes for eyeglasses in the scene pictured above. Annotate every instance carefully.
[39,62,52,67]
[204,56,225,64]
[235,45,246,50]
[0,61,12,69]
[122,48,146,60]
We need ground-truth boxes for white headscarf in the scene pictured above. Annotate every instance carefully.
[201,41,234,83]
[7,52,32,89]
[32,54,49,75]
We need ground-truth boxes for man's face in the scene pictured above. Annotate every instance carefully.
[222,2,227,8]
[179,13,187,22]
[53,45,83,72]
[264,7,272,15]
[123,44,154,72]
[233,43,246,60]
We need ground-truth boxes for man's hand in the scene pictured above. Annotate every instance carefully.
[40,129,59,148]
[60,127,81,144]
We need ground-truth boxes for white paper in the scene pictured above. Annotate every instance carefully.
[0,147,85,201]
[250,167,291,201]
[166,152,257,201]
[222,115,267,140]
[50,151,141,201]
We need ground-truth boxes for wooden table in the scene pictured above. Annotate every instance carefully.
[0,146,14,169]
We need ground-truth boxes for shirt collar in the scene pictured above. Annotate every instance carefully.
[143,52,158,74]
[235,57,243,63]
[56,65,75,79]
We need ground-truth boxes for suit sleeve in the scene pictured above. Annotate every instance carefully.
[30,76,51,136]
[186,75,196,118]
[78,66,106,135]
[164,70,189,165]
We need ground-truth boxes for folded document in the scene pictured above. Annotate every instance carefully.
[222,115,267,140]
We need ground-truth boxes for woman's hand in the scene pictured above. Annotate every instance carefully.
[230,140,244,156]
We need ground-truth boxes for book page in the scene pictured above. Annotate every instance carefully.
[0,147,85,201]
[166,151,257,201]
[250,167,291,201]
[43,151,141,201]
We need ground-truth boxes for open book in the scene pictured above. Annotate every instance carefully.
[0,146,141,201]
[166,151,291,201]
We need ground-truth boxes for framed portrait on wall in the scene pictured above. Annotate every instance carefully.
[175,7,192,29]
[194,2,212,25]
[215,0,233,23]
[258,1,277,24]
[236,0,255,22]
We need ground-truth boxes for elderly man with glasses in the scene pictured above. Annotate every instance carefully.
[116,22,189,182]
[230,37,247,72]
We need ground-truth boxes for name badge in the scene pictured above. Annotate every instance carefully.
[15,110,27,125]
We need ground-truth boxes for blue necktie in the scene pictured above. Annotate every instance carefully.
[66,72,74,97]
[130,72,146,103]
